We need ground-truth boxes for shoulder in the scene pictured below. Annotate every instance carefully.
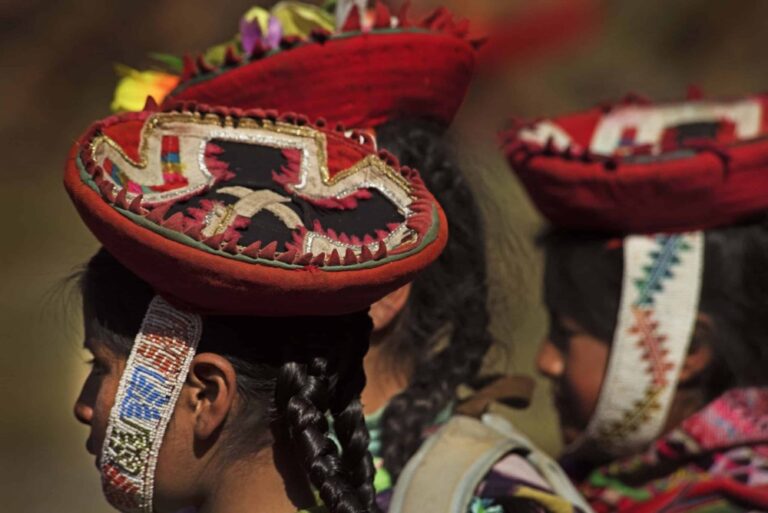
[388,414,591,513]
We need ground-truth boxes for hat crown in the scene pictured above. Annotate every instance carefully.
[66,103,447,316]
[504,94,768,234]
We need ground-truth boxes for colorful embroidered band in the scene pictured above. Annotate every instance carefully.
[581,233,704,456]
[100,296,202,512]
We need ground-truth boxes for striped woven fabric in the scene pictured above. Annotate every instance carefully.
[581,388,768,513]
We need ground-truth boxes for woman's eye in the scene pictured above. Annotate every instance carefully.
[548,320,570,353]
[86,357,108,375]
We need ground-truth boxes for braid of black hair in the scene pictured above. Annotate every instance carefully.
[275,357,368,513]
[332,398,377,511]
[329,333,378,512]
[376,119,494,479]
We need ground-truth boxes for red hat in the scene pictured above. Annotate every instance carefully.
[64,102,447,316]
[167,4,476,130]
[502,93,768,234]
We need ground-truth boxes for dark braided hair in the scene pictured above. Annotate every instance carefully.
[330,360,377,510]
[375,119,494,479]
[78,248,378,513]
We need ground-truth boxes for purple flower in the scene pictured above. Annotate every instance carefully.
[240,15,283,55]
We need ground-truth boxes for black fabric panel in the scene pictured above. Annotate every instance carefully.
[168,140,405,251]
[673,121,720,144]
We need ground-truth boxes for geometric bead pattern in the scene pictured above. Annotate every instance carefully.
[100,296,202,513]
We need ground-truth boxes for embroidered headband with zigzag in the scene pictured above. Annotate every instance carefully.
[499,95,761,456]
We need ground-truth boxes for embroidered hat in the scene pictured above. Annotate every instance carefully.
[502,93,768,235]
[166,3,477,130]
[501,93,768,458]
[64,101,447,317]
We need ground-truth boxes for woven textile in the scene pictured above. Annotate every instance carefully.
[582,388,768,513]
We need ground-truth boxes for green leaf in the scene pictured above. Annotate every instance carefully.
[148,52,184,73]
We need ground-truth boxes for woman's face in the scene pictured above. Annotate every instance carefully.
[536,314,610,445]
[74,337,126,466]
[73,334,199,512]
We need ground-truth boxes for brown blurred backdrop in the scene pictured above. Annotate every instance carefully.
[3,1,768,511]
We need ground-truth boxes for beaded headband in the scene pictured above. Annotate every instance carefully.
[100,296,202,512]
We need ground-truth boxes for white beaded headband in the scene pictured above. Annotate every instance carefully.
[100,296,202,513]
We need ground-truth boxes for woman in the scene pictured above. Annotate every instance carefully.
[504,93,768,512]
[76,249,375,513]
[65,101,447,513]
[108,4,594,513]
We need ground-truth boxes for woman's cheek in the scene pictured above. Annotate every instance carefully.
[568,335,611,423]
[92,370,124,455]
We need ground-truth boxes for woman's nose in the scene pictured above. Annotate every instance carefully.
[74,400,93,425]
[73,386,93,426]
[536,340,565,379]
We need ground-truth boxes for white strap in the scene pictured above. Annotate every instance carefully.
[390,414,595,513]
[581,233,704,456]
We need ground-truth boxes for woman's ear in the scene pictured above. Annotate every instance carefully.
[679,313,715,384]
[369,283,412,332]
[184,353,238,440]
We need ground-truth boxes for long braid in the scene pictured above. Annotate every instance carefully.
[275,357,368,513]
[329,318,378,511]
[376,119,494,479]
[333,398,377,511]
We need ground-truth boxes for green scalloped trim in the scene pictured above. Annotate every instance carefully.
[170,27,435,96]
[77,157,439,272]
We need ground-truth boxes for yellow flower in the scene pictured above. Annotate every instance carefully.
[111,65,180,113]
[242,2,334,39]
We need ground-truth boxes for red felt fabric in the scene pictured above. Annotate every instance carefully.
[101,118,145,162]
[102,109,376,180]
[169,32,475,129]
[64,123,448,317]
[505,98,768,234]
[514,143,768,234]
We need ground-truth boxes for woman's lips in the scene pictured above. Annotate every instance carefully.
[86,438,96,456]
[553,389,587,444]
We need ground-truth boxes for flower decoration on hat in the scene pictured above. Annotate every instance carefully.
[110,1,477,130]
[111,65,181,113]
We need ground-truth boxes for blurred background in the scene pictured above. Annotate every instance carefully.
[3,1,768,511]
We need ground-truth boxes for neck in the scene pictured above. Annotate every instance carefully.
[198,447,314,513]
[361,340,408,415]
[663,384,708,436]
